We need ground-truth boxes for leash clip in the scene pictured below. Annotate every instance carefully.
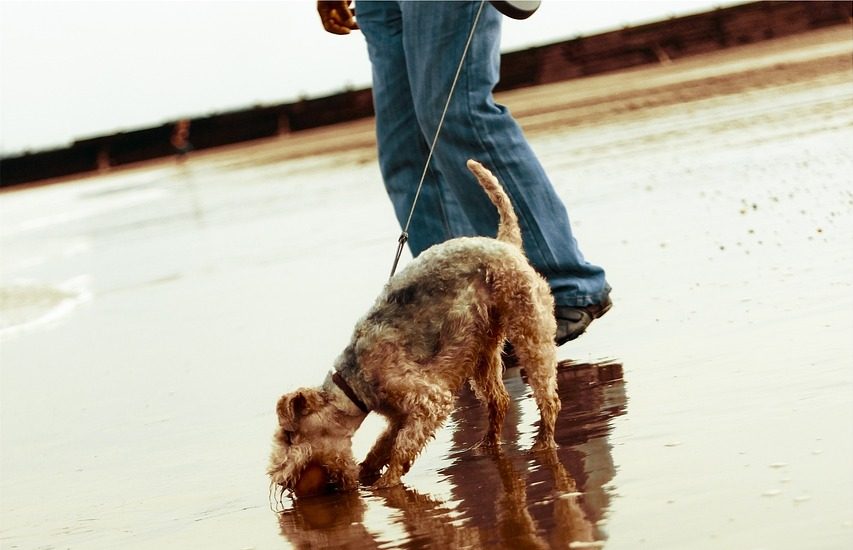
[389,232,409,279]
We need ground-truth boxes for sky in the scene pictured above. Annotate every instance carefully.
[0,0,740,155]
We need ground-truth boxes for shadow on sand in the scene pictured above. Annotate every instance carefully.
[276,359,626,548]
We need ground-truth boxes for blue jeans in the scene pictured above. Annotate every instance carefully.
[357,0,609,307]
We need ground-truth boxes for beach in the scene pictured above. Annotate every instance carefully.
[1,25,852,549]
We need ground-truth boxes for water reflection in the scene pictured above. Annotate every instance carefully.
[277,359,626,549]
[278,492,375,548]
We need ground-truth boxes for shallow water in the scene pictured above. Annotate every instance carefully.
[1,27,852,549]
[276,361,625,549]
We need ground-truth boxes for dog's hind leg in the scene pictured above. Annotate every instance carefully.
[516,339,559,450]
[506,281,560,450]
[470,345,510,448]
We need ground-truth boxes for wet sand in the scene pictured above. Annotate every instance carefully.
[2,25,852,549]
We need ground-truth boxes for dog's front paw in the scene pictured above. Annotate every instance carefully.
[358,462,382,485]
[372,470,402,489]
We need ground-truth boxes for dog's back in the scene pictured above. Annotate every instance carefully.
[466,160,522,249]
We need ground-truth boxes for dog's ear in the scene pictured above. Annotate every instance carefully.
[276,393,301,431]
[276,389,322,431]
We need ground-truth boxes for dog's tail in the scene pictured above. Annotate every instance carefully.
[466,159,523,248]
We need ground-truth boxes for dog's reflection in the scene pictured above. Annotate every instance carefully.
[277,491,375,549]
[277,360,625,549]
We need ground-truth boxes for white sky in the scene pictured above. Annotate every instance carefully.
[0,0,739,155]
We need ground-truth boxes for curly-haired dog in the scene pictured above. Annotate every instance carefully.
[268,160,559,494]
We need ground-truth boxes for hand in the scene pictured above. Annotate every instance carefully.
[317,1,358,35]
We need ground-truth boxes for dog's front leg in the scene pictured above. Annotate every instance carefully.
[373,408,449,489]
[360,418,402,484]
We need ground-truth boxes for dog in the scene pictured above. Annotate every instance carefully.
[268,159,559,494]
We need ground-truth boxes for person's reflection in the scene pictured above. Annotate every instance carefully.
[276,360,626,549]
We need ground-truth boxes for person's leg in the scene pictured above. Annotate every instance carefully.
[401,1,609,310]
[357,0,476,256]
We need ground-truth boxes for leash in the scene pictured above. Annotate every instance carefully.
[388,0,488,279]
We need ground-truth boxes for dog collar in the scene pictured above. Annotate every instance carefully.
[332,371,370,414]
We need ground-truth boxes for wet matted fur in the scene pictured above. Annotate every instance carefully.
[269,160,559,495]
